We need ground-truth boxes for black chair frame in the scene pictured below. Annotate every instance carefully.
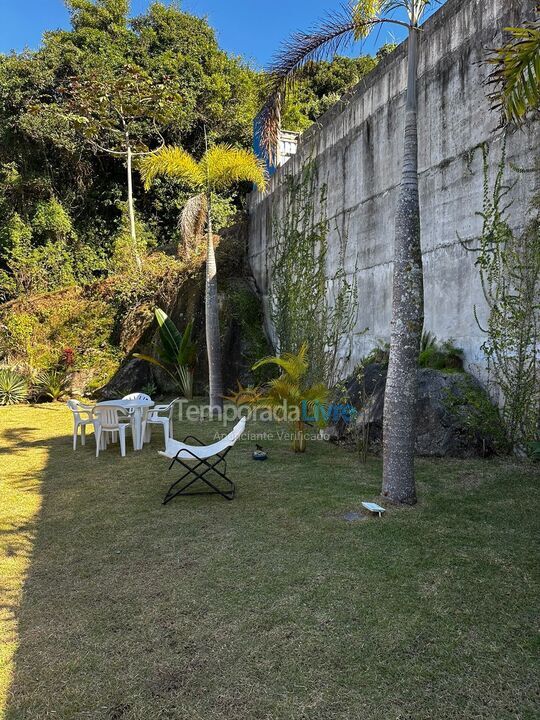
[163,434,236,504]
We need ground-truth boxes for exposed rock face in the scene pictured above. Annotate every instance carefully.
[333,365,505,458]
[97,357,152,399]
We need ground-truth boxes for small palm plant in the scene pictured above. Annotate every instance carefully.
[135,308,196,399]
[140,142,266,413]
[229,343,329,453]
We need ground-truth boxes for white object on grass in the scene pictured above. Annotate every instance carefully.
[159,417,246,461]
[361,502,386,517]
[67,399,97,450]
[95,398,154,450]
[144,398,180,446]
[93,405,133,457]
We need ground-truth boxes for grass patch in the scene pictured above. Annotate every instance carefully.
[0,404,538,719]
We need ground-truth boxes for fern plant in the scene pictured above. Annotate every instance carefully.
[0,368,29,405]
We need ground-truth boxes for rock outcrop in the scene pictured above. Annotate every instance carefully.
[330,365,506,458]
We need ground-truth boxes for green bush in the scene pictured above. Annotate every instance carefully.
[444,375,510,455]
[418,338,464,371]
[34,368,71,402]
[0,368,28,405]
[32,198,73,240]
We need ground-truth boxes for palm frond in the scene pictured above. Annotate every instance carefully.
[252,342,309,381]
[486,13,540,124]
[352,0,386,38]
[259,8,357,161]
[139,146,204,190]
[224,381,263,405]
[202,145,267,192]
[180,193,207,252]
[267,375,303,403]
[302,382,330,405]
[258,3,393,161]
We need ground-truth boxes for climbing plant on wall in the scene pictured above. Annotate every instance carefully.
[268,160,358,386]
[463,139,540,451]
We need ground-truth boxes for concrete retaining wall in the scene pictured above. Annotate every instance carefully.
[247,0,539,378]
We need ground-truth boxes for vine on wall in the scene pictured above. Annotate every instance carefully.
[463,138,540,451]
[268,160,358,385]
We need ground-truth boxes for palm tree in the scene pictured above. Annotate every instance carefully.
[140,142,266,412]
[227,343,329,452]
[258,0,435,504]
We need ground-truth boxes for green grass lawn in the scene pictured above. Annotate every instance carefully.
[1,403,539,720]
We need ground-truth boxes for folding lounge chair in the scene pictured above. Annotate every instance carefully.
[159,417,246,504]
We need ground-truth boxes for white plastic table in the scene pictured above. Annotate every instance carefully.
[95,399,154,451]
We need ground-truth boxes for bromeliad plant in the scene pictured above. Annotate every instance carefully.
[35,368,71,401]
[228,343,329,453]
[134,308,196,399]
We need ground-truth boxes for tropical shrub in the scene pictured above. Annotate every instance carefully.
[418,338,464,371]
[229,343,329,453]
[134,308,196,399]
[35,368,71,401]
[0,368,28,405]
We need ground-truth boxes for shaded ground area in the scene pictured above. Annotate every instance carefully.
[1,404,539,719]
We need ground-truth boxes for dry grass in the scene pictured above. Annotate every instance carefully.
[0,404,538,720]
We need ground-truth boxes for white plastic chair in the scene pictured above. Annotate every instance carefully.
[159,417,246,503]
[67,399,96,450]
[93,405,133,458]
[143,398,179,446]
[122,392,152,402]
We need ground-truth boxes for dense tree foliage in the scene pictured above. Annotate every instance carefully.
[0,0,259,299]
[0,0,390,302]
[282,44,396,131]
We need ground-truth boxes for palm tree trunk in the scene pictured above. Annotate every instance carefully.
[293,420,307,453]
[126,143,142,271]
[205,193,223,413]
[382,26,424,505]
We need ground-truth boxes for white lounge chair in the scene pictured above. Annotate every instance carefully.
[159,417,246,503]
[144,398,179,446]
[67,399,96,450]
[93,405,133,457]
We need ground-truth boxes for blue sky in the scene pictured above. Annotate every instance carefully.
[1,0,444,68]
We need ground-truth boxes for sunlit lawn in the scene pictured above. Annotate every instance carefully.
[1,403,538,719]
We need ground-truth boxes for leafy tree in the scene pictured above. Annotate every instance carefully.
[140,142,266,412]
[281,54,379,131]
[259,0,439,505]
[66,61,181,269]
[0,0,263,280]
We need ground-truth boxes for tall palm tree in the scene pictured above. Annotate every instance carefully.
[140,143,266,412]
[259,0,435,504]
